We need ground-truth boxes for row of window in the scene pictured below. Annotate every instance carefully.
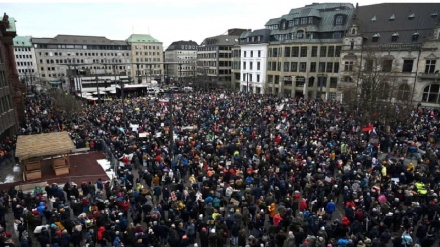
[35,44,129,51]
[41,58,129,64]
[17,62,33,67]
[0,95,13,115]
[267,15,346,31]
[135,57,161,62]
[266,74,338,88]
[40,51,129,57]
[343,59,436,74]
[133,45,161,50]
[18,69,35,74]
[14,47,31,52]
[268,46,342,58]
[242,61,261,70]
[243,50,262,58]
[134,52,161,56]
[268,61,340,73]
[15,54,33,59]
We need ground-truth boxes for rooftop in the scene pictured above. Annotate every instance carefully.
[13,36,32,47]
[126,34,161,43]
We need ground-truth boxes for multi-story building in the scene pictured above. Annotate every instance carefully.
[340,3,440,107]
[265,3,355,98]
[197,29,247,88]
[32,35,131,92]
[239,29,271,94]
[13,36,38,91]
[0,13,24,136]
[126,34,164,84]
[164,40,198,84]
[231,44,241,91]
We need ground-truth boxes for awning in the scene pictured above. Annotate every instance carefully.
[91,91,107,95]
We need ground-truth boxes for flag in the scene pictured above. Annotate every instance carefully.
[362,123,373,132]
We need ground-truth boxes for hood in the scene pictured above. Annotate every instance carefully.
[98,226,106,232]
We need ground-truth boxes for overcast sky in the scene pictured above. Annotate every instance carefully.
[1,0,437,48]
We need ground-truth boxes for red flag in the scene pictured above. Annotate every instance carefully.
[362,123,373,132]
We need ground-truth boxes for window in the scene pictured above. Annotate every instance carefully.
[391,33,399,42]
[326,62,333,73]
[402,60,414,73]
[335,15,344,25]
[425,60,437,73]
[310,62,316,72]
[284,47,291,57]
[422,84,440,103]
[300,47,307,57]
[372,33,380,42]
[308,17,314,24]
[311,46,318,57]
[335,46,341,57]
[320,46,327,57]
[277,62,281,71]
[250,62,253,70]
[257,62,261,70]
[328,46,335,57]
[258,50,261,57]
[250,51,253,57]
[334,62,339,73]
[301,18,307,25]
[396,83,410,101]
[292,47,299,57]
[296,76,305,87]
[350,41,354,50]
[382,59,393,72]
[365,59,373,72]
[243,61,246,70]
[244,51,247,57]
[290,62,298,72]
[344,61,354,72]
[299,62,307,72]
[330,77,338,88]
[294,19,299,26]
[412,32,419,42]
[319,62,326,72]
[297,31,304,39]
[283,62,289,72]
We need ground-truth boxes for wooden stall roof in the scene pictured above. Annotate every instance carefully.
[15,132,76,160]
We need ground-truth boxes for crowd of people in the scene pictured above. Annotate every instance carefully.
[0,89,440,247]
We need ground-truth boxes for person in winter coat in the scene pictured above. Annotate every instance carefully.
[97,226,107,247]
[268,202,276,223]
[199,227,209,247]
[60,230,70,247]
[283,231,296,247]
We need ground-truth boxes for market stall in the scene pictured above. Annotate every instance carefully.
[15,132,76,180]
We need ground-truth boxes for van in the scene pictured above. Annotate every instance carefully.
[146,87,158,95]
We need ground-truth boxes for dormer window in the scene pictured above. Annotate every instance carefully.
[408,13,415,20]
[335,15,344,25]
[371,16,377,23]
[391,33,399,42]
[372,33,380,42]
[389,14,395,21]
[412,31,419,42]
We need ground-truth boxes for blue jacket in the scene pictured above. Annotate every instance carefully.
[325,201,336,214]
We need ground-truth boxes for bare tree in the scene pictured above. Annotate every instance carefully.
[50,91,83,122]
[342,48,414,127]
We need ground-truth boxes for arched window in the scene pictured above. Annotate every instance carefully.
[396,84,410,101]
[422,84,440,103]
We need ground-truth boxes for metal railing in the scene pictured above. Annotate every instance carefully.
[100,139,119,180]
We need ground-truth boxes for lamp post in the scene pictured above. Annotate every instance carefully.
[246,73,249,94]
[179,63,183,87]
[95,75,101,103]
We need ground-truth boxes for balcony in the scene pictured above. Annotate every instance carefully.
[418,73,440,80]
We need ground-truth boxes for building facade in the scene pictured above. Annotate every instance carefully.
[0,14,24,136]
[197,29,247,88]
[164,40,198,84]
[32,35,131,92]
[340,3,440,107]
[126,34,164,84]
[239,29,271,94]
[264,3,354,99]
[13,36,38,92]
